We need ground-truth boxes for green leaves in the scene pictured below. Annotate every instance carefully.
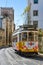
[21,3,31,16]
[38,29,43,35]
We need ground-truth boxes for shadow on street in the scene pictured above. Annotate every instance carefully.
[15,52,43,61]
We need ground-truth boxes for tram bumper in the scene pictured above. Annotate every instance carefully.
[21,48,38,53]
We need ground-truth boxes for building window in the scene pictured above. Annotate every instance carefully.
[33,10,38,16]
[34,0,38,4]
[0,18,2,28]
[33,21,38,28]
[0,36,2,39]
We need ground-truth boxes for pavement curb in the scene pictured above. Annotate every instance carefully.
[38,53,43,56]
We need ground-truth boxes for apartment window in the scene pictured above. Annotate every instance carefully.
[33,10,38,16]
[33,21,38,28]
[0,36,2,39]
[34,0,38,4]
[0,18,2,28]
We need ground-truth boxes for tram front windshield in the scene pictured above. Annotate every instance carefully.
[19,32,38,42]
[28,32,34,41]
[22,32,34,41]
[22,32,27,41]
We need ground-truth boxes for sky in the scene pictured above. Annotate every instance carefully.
[0,0,43,29]
[0,0,27,28]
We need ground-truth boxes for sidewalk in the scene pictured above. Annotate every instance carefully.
[0,46,10,49]
[38,52,43,56]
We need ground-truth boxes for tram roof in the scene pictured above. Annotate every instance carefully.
[13,25,38,36]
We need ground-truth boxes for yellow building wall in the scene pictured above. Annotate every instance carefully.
[0,29,6,47]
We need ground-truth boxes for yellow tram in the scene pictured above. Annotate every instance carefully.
[12,25,38,55]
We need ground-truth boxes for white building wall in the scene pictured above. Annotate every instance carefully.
[28,0,43,28]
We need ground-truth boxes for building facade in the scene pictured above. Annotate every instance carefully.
[0,28,6,47]
[27,0,43,28]
[0,8,15,46]
[0,16,6,47]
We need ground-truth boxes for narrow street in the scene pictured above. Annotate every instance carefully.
[0,47,43,65]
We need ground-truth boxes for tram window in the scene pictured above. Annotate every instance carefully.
[19,33,21,41]
[35,33,38,41]
[13,35,17,42]
[28,32,34,41]
[22,32,27,41]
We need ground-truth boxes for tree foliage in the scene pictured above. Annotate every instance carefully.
[21,3,31,16]
[38,29,43,36]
